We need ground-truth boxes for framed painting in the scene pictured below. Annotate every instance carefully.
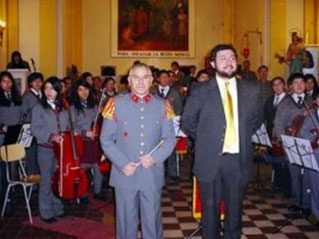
[111,0,195,58]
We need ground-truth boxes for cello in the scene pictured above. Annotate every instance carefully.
[51,99,88,200]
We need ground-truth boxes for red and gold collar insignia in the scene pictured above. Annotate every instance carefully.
[131,94,151,103]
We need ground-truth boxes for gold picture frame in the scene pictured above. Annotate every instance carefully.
[111,0,195,58]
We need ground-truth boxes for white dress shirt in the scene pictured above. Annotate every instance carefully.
[158,85,170,98]
[273,92,286,106]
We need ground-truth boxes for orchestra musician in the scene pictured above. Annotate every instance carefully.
[70,79,106,202]
[21,72,44,176]
[274,72,313,213]
[263,77,288,194]
[0,71,23,215]
[299,91,319,223]
[30,77,68,223]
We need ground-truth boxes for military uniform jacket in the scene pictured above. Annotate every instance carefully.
[100,93,176,190]
[31,104,69,147]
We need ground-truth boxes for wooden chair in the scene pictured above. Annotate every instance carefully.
[0,144,40,223]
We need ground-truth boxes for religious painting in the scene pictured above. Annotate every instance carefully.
[111,0,195,58]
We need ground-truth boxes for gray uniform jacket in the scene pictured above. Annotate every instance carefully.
[31,104,69,146]
[0,103,23,145]
[71,105,97,135]
[100,93,176,190]
[274,95,313,138]
[21,91,41,123]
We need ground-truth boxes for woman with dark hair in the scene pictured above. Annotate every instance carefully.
[71,79,106,201]
[305,74,319,99]
[0,71,23,213]
[6,51,31,71]
[80,72,94,86]
[31,77,68,223]
[102,76,117,102]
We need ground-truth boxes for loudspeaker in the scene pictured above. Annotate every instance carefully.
[101,66,116,76]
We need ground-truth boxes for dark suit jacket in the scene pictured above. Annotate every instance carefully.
[182,78,262,182]
[263,95,277,138]
[152,86,183,115]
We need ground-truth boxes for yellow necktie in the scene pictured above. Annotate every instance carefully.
[224,82,236,148]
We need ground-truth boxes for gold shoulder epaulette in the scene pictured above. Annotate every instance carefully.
[165,100,175,120]
[102,97,116,120]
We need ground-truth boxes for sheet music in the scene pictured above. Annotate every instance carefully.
[172,116,187,137]
[281,135,319,172]
[17,124,34,148]
[252,123,272,147]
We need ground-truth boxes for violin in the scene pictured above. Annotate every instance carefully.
[51,99,88,200]
[285,114,306,136]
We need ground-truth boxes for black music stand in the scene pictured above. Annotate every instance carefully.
[281,135,319,214]
[251,124,272,190]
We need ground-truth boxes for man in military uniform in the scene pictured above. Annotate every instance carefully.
[100,63,176,239]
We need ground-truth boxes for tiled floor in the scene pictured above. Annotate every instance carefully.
[0,159,319,238]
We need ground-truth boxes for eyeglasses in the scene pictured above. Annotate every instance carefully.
[130,74,152,81]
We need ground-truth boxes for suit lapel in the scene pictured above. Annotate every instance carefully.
[209,78,225,121]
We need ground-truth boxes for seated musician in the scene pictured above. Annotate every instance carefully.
[274,73,312,213]
[70,79,107,202]
[299,91,319,224]
[31,77,68,223]
[0,71,23,215]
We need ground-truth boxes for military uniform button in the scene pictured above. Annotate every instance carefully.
[140,133,144,137]
[219,153,222,156]
[140,108,144,112]
[140,142,144,146]
[141,116,144,120]
[141,124,144,128]
[140,151,144,155]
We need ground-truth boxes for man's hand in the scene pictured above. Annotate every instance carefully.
[122,162,138,176]
[140,155,155,169]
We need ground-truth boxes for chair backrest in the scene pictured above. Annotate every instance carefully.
[0,144,25,162]
[0,144,27,183]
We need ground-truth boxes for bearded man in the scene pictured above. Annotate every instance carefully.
[182,44,262,239]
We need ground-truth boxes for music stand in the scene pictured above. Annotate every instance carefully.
[280,135,319,214]
[251,124,272,190]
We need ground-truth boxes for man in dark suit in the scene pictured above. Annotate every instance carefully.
[182,44,262,239]
[263,77,289,195]
[152,70,183,182]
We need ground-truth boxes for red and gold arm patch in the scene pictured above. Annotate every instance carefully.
[102,97,116,120]
[165,100,175,120]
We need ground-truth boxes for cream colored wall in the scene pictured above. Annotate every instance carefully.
[233,0,265,73]
[19,0,40,72]
[0,0,7,70]
[82,0,224,76]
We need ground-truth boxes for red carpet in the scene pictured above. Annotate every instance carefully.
[24,216,114,239]
[23,194,115,239]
